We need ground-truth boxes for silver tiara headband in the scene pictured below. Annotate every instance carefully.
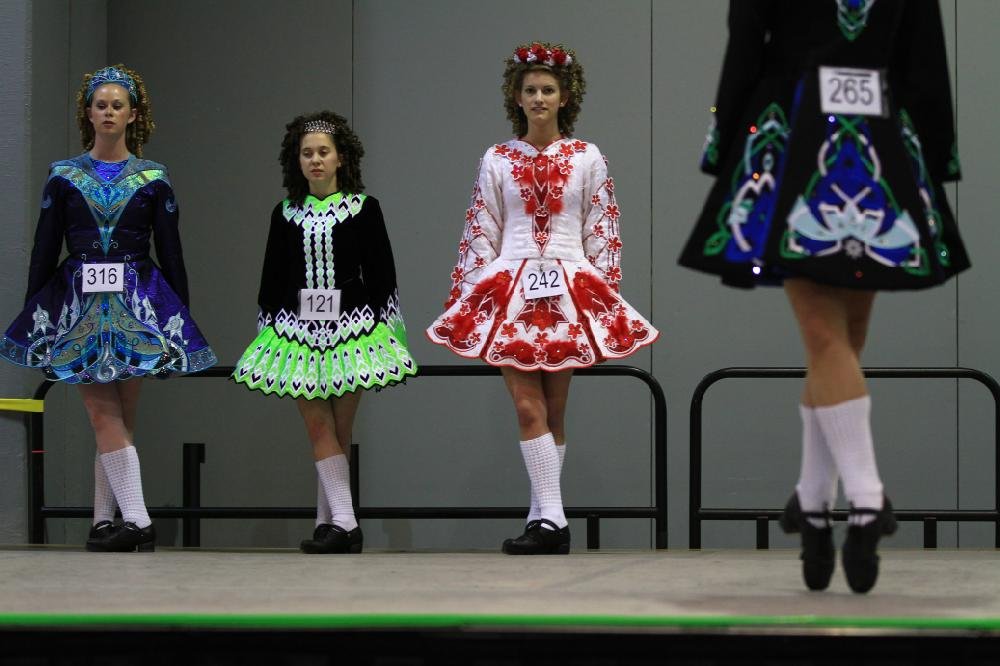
[303,120,337,136]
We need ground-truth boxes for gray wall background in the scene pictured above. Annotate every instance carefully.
[1,0,997,550]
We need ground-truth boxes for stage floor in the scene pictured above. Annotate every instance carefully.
[1,546,999,632]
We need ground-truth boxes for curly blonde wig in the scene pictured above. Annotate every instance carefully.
[279,111,365,207]
[502,42,586,138]
[75,64,154,158]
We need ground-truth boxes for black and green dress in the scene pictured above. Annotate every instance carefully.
[679,0,969,290]
[233,193,417,398]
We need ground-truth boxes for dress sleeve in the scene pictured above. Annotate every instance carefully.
[151,178,190,307]
[893,0,960,183]
[360,198,404,330]
[256,203,289,331]
[581,148,622,292]
[25,175,68,304]
[700,0,772,175]
[444,148,504,308]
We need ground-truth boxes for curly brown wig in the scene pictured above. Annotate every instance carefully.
[502,42,586,138]
[279,111,365,207]
[76,64,154,157]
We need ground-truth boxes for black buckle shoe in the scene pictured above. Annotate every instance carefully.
[779,494,835,591]
[842,496,897,594]
[300,523,363,554]
[87,521,155,552]
[501,519,570,555]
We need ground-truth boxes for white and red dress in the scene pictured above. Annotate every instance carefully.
[427,138,658,371]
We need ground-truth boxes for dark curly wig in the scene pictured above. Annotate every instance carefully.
[502,42,586,138]
[279,111,365,207]
[76,64,154,157]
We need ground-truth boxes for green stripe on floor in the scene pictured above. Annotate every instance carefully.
[1,613,1000,631]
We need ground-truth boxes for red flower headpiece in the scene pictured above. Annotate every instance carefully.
[513,43,573,67]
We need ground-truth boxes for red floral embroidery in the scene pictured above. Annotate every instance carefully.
[451,266,464,282]
[458,240,470,253]
[511,165,525,180]
[534,231,549,245]
[470,224,483,237]
[501,322,517,338]
[474,256,487,268]
[533,347,548,362]
[572,140,587,152]
[509,149,525,162]
[557,160,574,176]
[559,143,575,157]
[533,332,550,346]
[591,194,601,206]
[494,144,510,155]
[519,187,532,202]
[593,223,605,237]
[604,204,620,220]
[607,236,623,252]
[567,323,583,338]
[550,185,564,200]
[605,267,622,283]
[474,198,485,209]
[474,311,488,325]
[605,178,615,193]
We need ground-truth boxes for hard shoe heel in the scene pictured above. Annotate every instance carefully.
[349,542,363,554]
[555,543,570,555]
[137,541,155,553]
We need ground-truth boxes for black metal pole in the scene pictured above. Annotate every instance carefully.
[28,380,54,544]
[691,367,1000,550]
[182,443,205,547]
[29,365,666,548]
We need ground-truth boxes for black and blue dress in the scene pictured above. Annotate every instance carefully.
[679,0,969,289]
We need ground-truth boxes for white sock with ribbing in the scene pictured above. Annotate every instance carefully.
[93,451,118,525]
[519,433,567,530]
[527,442,566,523]
[814,395,884,525]
[795,405,838,528]
[316,476,332,527]
[316,455,357,531]
[99,446,151,528]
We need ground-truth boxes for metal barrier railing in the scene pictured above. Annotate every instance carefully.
[28,364,667,549]
[689,367,1000,549]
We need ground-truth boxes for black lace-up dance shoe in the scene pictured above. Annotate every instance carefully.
[84,520,118,551]
[501,519,570,555]
[779,493,835,591]
[842,496,897,594]
[300,524,363,554]
[86,521,155,552]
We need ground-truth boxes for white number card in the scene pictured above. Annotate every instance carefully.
[819,67,884,117]
[299,289,341,321]
[522,264,568,300]
[81,263,125,294]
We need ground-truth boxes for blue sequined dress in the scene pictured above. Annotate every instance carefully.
[0,153,217,382]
